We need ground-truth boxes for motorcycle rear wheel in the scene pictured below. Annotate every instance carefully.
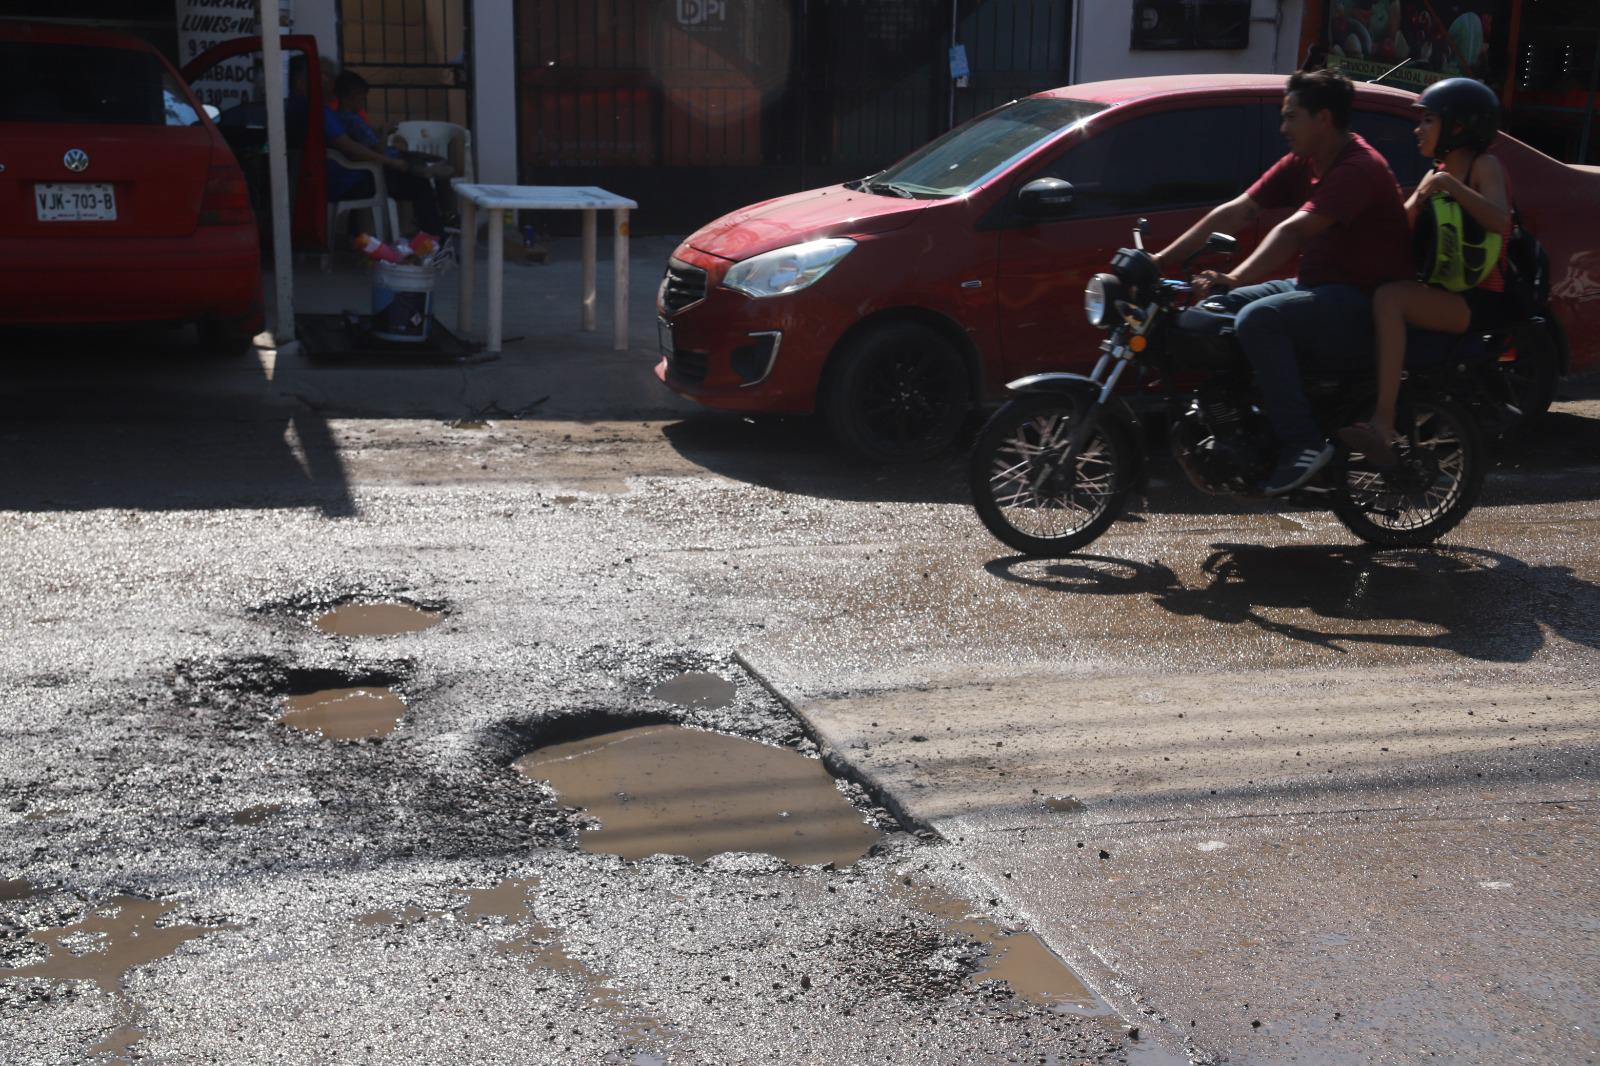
[970,394,1136,557]
[1331,396,1485,548]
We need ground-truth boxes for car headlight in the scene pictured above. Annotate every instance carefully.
[722,238,856,298]
[1084,273,1121,328]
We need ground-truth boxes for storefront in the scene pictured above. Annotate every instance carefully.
[1298,0,1600,165]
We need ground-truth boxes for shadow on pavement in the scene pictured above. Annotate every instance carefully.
[0,326,355,517]
[985,544,1600,663]
[662,401,1600,510]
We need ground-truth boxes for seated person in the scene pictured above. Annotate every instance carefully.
[324,71,449,235]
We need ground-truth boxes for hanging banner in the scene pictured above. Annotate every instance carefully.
[1324,0,1509,92]
[177,0,295,111]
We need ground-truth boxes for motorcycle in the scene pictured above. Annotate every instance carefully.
[969,221,1520,556]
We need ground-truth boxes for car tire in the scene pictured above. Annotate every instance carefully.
[198,316,257,358]
[822,322,970,463]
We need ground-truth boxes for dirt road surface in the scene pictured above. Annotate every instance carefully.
[1,303,1596,1064]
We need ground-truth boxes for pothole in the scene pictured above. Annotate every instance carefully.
[514,724,882,866]
[280,686,407,740]
[1043,796,1087,814]
[230,803,286,826]
[313,603,443,637]
[0,895,235,1060]
[898,879,1114,1017]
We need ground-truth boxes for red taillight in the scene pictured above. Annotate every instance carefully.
[199,165,253,226]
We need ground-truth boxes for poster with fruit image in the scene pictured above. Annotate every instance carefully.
[1325,0,1508,92]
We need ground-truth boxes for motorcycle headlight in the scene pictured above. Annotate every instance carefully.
[722,238,856,298]
[1084,273,1122,328]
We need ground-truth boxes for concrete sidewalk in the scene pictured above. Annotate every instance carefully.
[263,234,701,422]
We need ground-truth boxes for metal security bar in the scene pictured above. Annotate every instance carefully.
[339,0,470,129]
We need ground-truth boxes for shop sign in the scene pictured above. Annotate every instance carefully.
[676,0,729,31]
[176,0,295,111]
[1325,0,1508,91]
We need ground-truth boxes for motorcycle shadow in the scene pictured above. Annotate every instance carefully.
[985,544,1600,663]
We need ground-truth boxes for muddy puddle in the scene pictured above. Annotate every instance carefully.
[280,687,405,740]
[360,878,672,1051]
[648,672,736,709]
[1,893,234,1062]
[313,603,442,637]
[899,880,1112,1016]
[1,878,40,902]
[515,724,880,866]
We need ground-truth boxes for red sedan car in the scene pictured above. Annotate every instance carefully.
[0,22,262,353]
[657,74,1598,461]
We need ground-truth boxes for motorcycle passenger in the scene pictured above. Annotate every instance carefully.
[1153,68,1411,495]
[1338,79,1511,466]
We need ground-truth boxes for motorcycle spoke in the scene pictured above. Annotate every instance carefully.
[984,409,1119,540]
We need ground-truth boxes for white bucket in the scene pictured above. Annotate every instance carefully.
[371,261,435,343]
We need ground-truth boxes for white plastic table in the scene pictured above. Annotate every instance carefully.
[451,183,639,353]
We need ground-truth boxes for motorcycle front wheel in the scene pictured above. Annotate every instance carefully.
[1331,396,1485,548]
[969,394,1137,557]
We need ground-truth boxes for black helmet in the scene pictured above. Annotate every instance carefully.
[1417,78,1501,157]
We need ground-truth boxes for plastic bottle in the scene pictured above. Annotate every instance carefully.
[352,233,405,264]
[408,232,439,259]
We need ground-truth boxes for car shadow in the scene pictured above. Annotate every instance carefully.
[985,544,1600,663]
[0,325,355,517]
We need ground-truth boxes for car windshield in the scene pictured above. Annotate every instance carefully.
[861,96,1109,198]
[0,42,181,125]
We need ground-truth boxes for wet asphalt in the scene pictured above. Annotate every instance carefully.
[1,335,1597,1064]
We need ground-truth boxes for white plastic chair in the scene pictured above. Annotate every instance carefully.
[325,148,400,250]
[386,120,474,182]
[386,121,473,234]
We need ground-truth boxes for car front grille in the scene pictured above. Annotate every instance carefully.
[666,347,708,384]
[660,259,708,313]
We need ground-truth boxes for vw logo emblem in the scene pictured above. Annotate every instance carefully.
[64,149,89,173]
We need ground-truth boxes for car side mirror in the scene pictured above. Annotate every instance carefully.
[1018,177,1075,219]
[1204,231,1237,255]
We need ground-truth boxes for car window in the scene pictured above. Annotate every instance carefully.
[1350,109,1430,188]
[161,72,204,127]
[1255,104,1430,190]
[1040,106,1253,216]
[0,42,171,124]
[871,97,1109,197]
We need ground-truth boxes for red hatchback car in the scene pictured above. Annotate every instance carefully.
[657,74,1598,461]
[0,22,262,353]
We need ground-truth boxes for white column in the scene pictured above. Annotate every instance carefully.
[471,0,519,184]
[260,0,296,347]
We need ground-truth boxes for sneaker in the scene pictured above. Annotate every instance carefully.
[1335,422,1399,467]
[1261,441,1335,495]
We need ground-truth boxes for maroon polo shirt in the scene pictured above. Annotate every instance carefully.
[1247,133,1411,291]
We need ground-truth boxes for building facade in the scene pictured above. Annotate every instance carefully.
[9,1,1593,232]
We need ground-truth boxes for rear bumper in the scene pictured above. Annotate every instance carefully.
[0,227,261,326]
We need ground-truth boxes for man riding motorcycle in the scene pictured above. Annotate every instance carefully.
[1152,68,1412,495]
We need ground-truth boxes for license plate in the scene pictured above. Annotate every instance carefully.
[35,183,117,222]
[657,317,674,358]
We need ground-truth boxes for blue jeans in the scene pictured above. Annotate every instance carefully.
[1216,280,1376,450]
